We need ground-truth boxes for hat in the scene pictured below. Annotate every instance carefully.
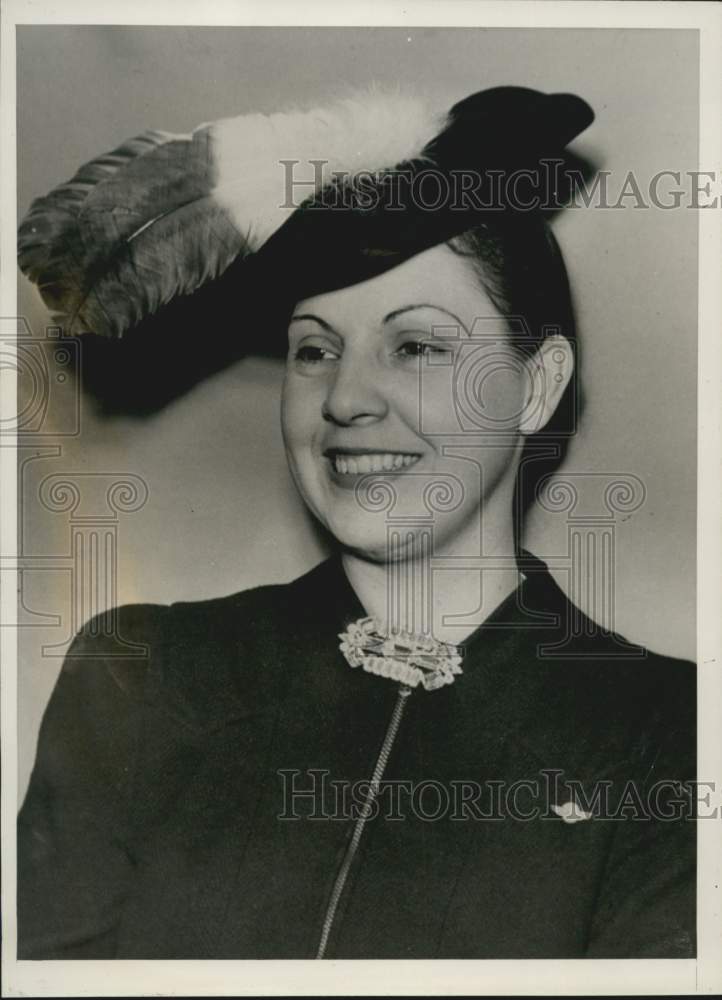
[18,86,594,411]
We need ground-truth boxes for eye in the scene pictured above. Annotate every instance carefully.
[394,339,455,360]
[292,343,340,365]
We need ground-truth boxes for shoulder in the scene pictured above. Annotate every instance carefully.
[519,549,695,680]
[61,601,171,694]
[516,551,695,777]
[550,607,695,726]
[28,602,173,805]
[58,560,332,730]
[65,564,310,668]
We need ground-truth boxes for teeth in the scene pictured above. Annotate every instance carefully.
[332,453,420,475]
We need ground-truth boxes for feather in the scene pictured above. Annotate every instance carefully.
[18,90,442,339]
[210,90,443,246]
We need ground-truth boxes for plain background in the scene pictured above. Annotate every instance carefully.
[16,26,698,801]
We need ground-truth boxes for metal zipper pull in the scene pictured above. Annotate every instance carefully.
[315,683,413,959]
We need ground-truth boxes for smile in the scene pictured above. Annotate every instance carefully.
[328,452,422,475]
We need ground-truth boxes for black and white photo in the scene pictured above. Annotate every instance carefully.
[2,3,721,997]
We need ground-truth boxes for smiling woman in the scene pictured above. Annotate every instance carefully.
[282,242,573,639]
[16,85,695,960]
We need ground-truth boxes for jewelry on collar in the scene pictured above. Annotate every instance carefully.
[338,617,463,691]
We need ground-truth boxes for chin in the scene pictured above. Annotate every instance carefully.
[329,518,438,565]
[327,520,391,563]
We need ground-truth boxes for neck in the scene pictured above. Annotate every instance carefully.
[342,523,521,646]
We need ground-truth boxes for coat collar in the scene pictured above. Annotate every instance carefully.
[159,550,644,791]
[289,550,649,787]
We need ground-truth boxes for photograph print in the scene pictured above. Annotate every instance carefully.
[13,22,700,963]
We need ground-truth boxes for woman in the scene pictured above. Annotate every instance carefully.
[17,86,695,959]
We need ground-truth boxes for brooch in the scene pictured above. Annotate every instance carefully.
[338,617,463,691]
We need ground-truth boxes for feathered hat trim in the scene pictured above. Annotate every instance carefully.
[18,86,593,363]
[18,91,444,340]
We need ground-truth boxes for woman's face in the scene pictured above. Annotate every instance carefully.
[281,243,533,562]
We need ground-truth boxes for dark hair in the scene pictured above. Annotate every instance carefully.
[447,216,581,554]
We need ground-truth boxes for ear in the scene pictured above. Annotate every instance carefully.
[518,334,574,436]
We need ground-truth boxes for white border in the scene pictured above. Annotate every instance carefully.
[696,5,722,995]
[2,1,721,996]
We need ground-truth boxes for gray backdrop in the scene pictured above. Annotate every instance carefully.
[17,26,698,799]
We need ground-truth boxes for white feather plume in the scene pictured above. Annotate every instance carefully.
[208,90,445,248]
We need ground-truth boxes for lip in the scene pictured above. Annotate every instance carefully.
[324,447,422,457]
[323,447,423,488]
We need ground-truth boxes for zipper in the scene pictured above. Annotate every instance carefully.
[315,683,413,959]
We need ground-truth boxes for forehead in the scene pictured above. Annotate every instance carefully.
[291,243,501,330]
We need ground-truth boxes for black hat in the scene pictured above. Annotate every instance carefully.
[18,86,593,411]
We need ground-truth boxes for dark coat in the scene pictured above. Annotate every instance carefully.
[18,551,696,959]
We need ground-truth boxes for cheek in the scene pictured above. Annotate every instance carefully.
[415,367,459,437]
[416,355,526,438]
[281,376,318,456]
[448,348,527,433]
[474,366,527,428]
[280,379,328,522]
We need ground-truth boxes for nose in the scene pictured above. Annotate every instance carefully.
[322,354,389,426]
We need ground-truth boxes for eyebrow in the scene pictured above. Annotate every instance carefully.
[288,313,336,333]
[290,304,468,333]
[383,304,467,331]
